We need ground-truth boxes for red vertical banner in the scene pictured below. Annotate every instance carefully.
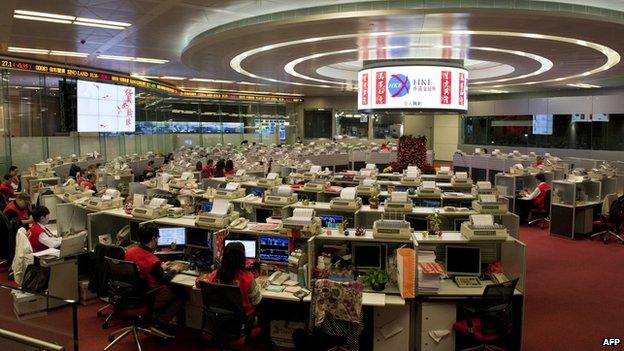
[441,71,451,105]
[458,72,465,106]
[361,73,369,106]
[376,71,386,105]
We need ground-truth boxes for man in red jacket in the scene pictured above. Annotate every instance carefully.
[125,223,187,337]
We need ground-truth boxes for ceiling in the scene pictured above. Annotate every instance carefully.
[3,0,624,97]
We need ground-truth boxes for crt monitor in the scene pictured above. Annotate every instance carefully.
[445,246,481,276]
[352,243,385,270]
[201,201,213,212]
[255,208,273,223]
[320,215,344,229]
[157,227,186,247]
[422,199,441,208]
[250,188,265,197]
[259,236,290,262]
[406,217,428,231]
[224,239,257,259]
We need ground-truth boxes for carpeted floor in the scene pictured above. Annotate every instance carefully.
[2,225,623,350]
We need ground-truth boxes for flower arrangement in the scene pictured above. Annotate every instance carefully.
[398,135,428,169]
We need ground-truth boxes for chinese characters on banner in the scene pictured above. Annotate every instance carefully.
[441,71,451,105]
[376,71,386,105]
[459,72,465,106]
[361,73,369,106]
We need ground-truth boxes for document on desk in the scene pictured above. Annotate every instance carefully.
[341,187,356,200]
[391,191,408,202]
[477,181,491,189]
[32,248,60,258]
[292,208,314,221]
[480,194,497,203]
[171,274,196,287]
[362,292,385,306]
[211,198,230,215]
[225,182,240,190]
[470,214,494,226]
[267,172,279,180]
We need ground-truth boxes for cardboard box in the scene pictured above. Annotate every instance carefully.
[79,280,98,305]
[12,290,47,320]
[270,320,305,348]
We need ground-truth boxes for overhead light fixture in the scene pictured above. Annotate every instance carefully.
[14,9,131,30]
[567,83,601,89]
[49,50,89,57]
[133,57,169,64]
[14,9,75,20]
[97,54,133,61]
[73,21,125,30]
[160,76,186,80]
[478,89,509,94]
[74,17,131,27]
[13,14,72,24]
[131,74,160,79]
[8,46,50,54]
[237,81,267,86]
[189,78,234,83]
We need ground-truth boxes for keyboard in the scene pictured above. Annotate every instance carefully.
[181,269,199,276]
[454,276,482,288]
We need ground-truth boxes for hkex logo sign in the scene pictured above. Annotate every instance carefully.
[387,74,410,97]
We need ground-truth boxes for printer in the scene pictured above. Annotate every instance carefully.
[401,167,421,186]
[567,169,589,183]
[383,191,413,213]
[302,165,322,181]
[32,162,55,178]
[416,181,442,197]
[354,165,378,182]
[226,169,250,183]
[330,187,362,211]
[373,219,412,239]
[451,172,473,187]
[85,189,124,211]
[62,187,94,202]
[167,207,185,218]
[168,172,197,189]
[214,182,246,199]
[195,198,240,228]
[257,172,282,187]
[280,208,322,237]
[132,197,171,220]
[460,214,508,241]
[303,180,329,192]
[509,164,529,175]
[356,178,380,197]
[472,194,509,214]
[436,166,453,180]
[264,185,298,205]
[472,181,498,197]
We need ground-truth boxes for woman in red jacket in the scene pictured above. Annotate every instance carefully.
[224,160,236,176]
[28,206,60,253]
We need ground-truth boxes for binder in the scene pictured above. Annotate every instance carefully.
[396,248,415,298]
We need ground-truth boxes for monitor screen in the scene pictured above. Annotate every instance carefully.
[77,80,135,132]
[352,243,384,270]
[224,239,257,259]
[250,188,265,197]
[445,246,481,276]
[255,208,273,223]
[532,114,553,135]
[395,186,406,192]
[320,215,344,228]
[259,236,290,262]
[157,227,186,247]
[201,201,213,212]
[422,199,441,208]
[406,217,428,231]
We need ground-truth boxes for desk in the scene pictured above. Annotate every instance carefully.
[549,201,602,239]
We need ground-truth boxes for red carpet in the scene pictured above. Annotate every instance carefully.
[2,226,624,350]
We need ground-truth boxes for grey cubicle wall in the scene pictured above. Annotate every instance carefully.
[56,203,89,235]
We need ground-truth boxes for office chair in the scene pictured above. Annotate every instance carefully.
[454,278,519,351]
[198,280,261,349]
[591,194,624,244]
[91,245,126,328]
[528,189,551,229]
[103,257,172,351]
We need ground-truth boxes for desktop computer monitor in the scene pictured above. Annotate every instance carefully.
[259,236,290,263]
[352,243,385,271]
[422,199,441,208]
[201,201,213,212]
[395,186,406,192]
[251,188,265,197]
[224,239,257,259]
[320,215,344,229]
[406,217,428,231]
[157,227,186,247]
[255,208,273,223]
[445,246,481,276]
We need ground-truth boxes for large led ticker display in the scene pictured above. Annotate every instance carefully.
[358,65,468,111]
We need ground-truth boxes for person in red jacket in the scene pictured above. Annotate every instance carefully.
[125,223,186,337]
[201,159,215,178]
[519,173,551,222]
[0,174,15,200]
[205,242,262,317]
[224,159,236,176]
[82,173,97,192]
[3,192,33,226]
[27,206,60,253]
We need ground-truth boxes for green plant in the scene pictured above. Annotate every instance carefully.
[362,268,389,287]
[427,211,442,232]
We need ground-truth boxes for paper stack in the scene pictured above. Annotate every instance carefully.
[417,249,443,294]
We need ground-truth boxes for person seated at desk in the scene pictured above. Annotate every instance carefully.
[4,192,33,227]
[518,173,550,222]
[27,205,60,253]
[214,159,226,178]
[143,160,156,180]
[534,156,544,168]
[202,159,215,178]
[1,174,16,200]
[82,173,97,192]
[125,223,187,337]
[203,242,262,317]
[224,159,236,177]
[9,165,20,192]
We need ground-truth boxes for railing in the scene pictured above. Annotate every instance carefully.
[0,328,65,351]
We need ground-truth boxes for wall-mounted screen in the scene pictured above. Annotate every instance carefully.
[571,113,609,122]
[77,80,135,132]
[532,114,553,135]
[358,65,468,111]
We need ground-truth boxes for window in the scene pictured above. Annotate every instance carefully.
[304,110,332,138]
[336,111,368,138]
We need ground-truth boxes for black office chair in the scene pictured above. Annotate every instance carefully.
[528,189,551,229]
[198,280,261,349]
[454,278,520,351]
[91,245,126,328]
[103,257,172,351]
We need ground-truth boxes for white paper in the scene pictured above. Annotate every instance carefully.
[440,166,450,172]
[105,189,120,198]
[225,182,240,190]
[456,172,468,179]
[380,319,404,340]
[211,198,231,215]
[476,181,491,190]
[428,330,450,343]
[360,170,371,177]
[513,163,524,170]
[475,148,481,154]
[470,214,494,226]
[480,195,497,203]
[407,166,419,173]
[406,171,418,178]
[422,181,436,189]
[133,194,144,208]
[102,195,112,201]
[391,191,408,202]
[362,179,375,186]
[292,208,314,220]
[276,185,292,196]
[309,165,321,173]
[340,187,356,200]
[267,172,279,180]
[32,248,60,258]
[365,163,376,170]
[149,197,167,207]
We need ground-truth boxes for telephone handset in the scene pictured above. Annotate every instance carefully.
[229,218,249,230]
[244,194,257,200]
[268,271,289,285]
[490,272,509,284]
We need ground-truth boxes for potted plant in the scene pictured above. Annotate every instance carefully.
[427,211,442,236]
[363,268,389,291]
[407,187,416,196]
[337,219,349,235]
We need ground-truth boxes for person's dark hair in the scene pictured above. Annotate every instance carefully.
[9,166,17,172]
[225,160,234,172]
[138,223,159,245]
[217,242,246,284]
[215,159,225,177]
[3,174,11,181]
[535,173,546,182]
[195,161,203,172]
[68,164,81,178]
[31,205,50,222]
[86,173,96,181]
[147,160,154,166]
[207,159,214,165]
